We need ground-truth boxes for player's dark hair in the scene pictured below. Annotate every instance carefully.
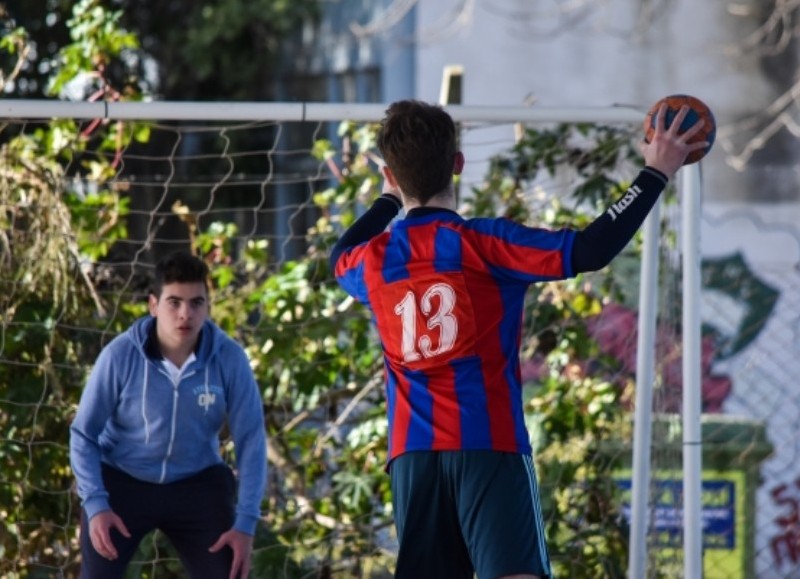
[377,100,458,205]
[151,251,209,297]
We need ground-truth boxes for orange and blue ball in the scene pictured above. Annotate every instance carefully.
[643,94,716,165]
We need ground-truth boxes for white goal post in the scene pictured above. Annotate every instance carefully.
[0,98,703,579]
[1,99,647,123]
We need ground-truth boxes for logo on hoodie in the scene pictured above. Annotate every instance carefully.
[192,384,224,411]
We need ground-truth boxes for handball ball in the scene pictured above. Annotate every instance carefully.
[643,94,716,165]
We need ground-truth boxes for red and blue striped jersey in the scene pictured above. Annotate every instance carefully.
[335,209,577,462]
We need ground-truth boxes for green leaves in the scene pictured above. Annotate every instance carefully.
[0,6,148,574]
[48,0,141,98]
[149,0,319,98]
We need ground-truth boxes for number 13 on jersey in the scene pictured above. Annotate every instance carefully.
[378,275,477,369]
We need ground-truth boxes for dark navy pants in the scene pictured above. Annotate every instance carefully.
[79,463,236,579]
[390,450,552,579]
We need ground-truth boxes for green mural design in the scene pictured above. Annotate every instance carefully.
[702,252,779,359]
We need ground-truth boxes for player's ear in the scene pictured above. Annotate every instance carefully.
[453,151,465,175]
[148,293,159,316]
[383,165,399,189]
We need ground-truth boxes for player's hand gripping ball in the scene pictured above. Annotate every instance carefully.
[643,94,716,165]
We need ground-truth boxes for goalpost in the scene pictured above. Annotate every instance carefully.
[0,99,703,578]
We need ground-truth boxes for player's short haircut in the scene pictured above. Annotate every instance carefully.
[151,251,209,297]
[377,100,458,206]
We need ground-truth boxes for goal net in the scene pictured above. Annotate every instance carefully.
[0,100,778,578]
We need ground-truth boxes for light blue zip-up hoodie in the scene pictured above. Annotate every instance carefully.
[70,316,267,535]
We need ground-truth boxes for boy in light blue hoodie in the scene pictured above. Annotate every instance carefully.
[70,251,267,579]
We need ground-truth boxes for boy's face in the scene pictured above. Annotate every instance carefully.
[148,281,209,352]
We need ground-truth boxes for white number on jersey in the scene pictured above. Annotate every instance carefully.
[393,282,458,363]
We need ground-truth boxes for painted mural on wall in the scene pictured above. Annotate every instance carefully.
[522,251,778,415]
[584,300,735,414]
[702,253,780,361]
[699,211,800,578]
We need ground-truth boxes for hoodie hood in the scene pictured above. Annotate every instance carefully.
[127,315,223,367]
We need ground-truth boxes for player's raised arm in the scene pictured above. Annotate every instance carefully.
[572,98,714,273]
[329,171,402,272]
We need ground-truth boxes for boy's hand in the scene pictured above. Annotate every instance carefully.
[209,528,254,579]
[89,509,131,560]
[641,103,709,179]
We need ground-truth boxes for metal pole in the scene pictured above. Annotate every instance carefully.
[628,196,662,579]
[682,163,704,579]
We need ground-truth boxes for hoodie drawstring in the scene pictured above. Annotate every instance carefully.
[142,360,151,444]
[204,367,210,414]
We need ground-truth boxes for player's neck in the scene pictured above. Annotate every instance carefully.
[403,186,457,211]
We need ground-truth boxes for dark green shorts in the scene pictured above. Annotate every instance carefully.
[389,450,552,579]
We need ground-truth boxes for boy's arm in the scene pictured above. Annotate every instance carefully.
[69,346,121,520]
[225,342,268,535]
[571,166,668,273]
[329,193,402,272]
[573,103,708,273]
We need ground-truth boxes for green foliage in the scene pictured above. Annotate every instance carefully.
[0,5,145,576]
[531,374,632,578]
[178,0,317,91]
[48,0,141,99]
[4,0,317,101]
[244,121,393,573]
[468,123,641,222]
[0,26,29,94]
[3,6,654,575]
[114,0,320,99]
